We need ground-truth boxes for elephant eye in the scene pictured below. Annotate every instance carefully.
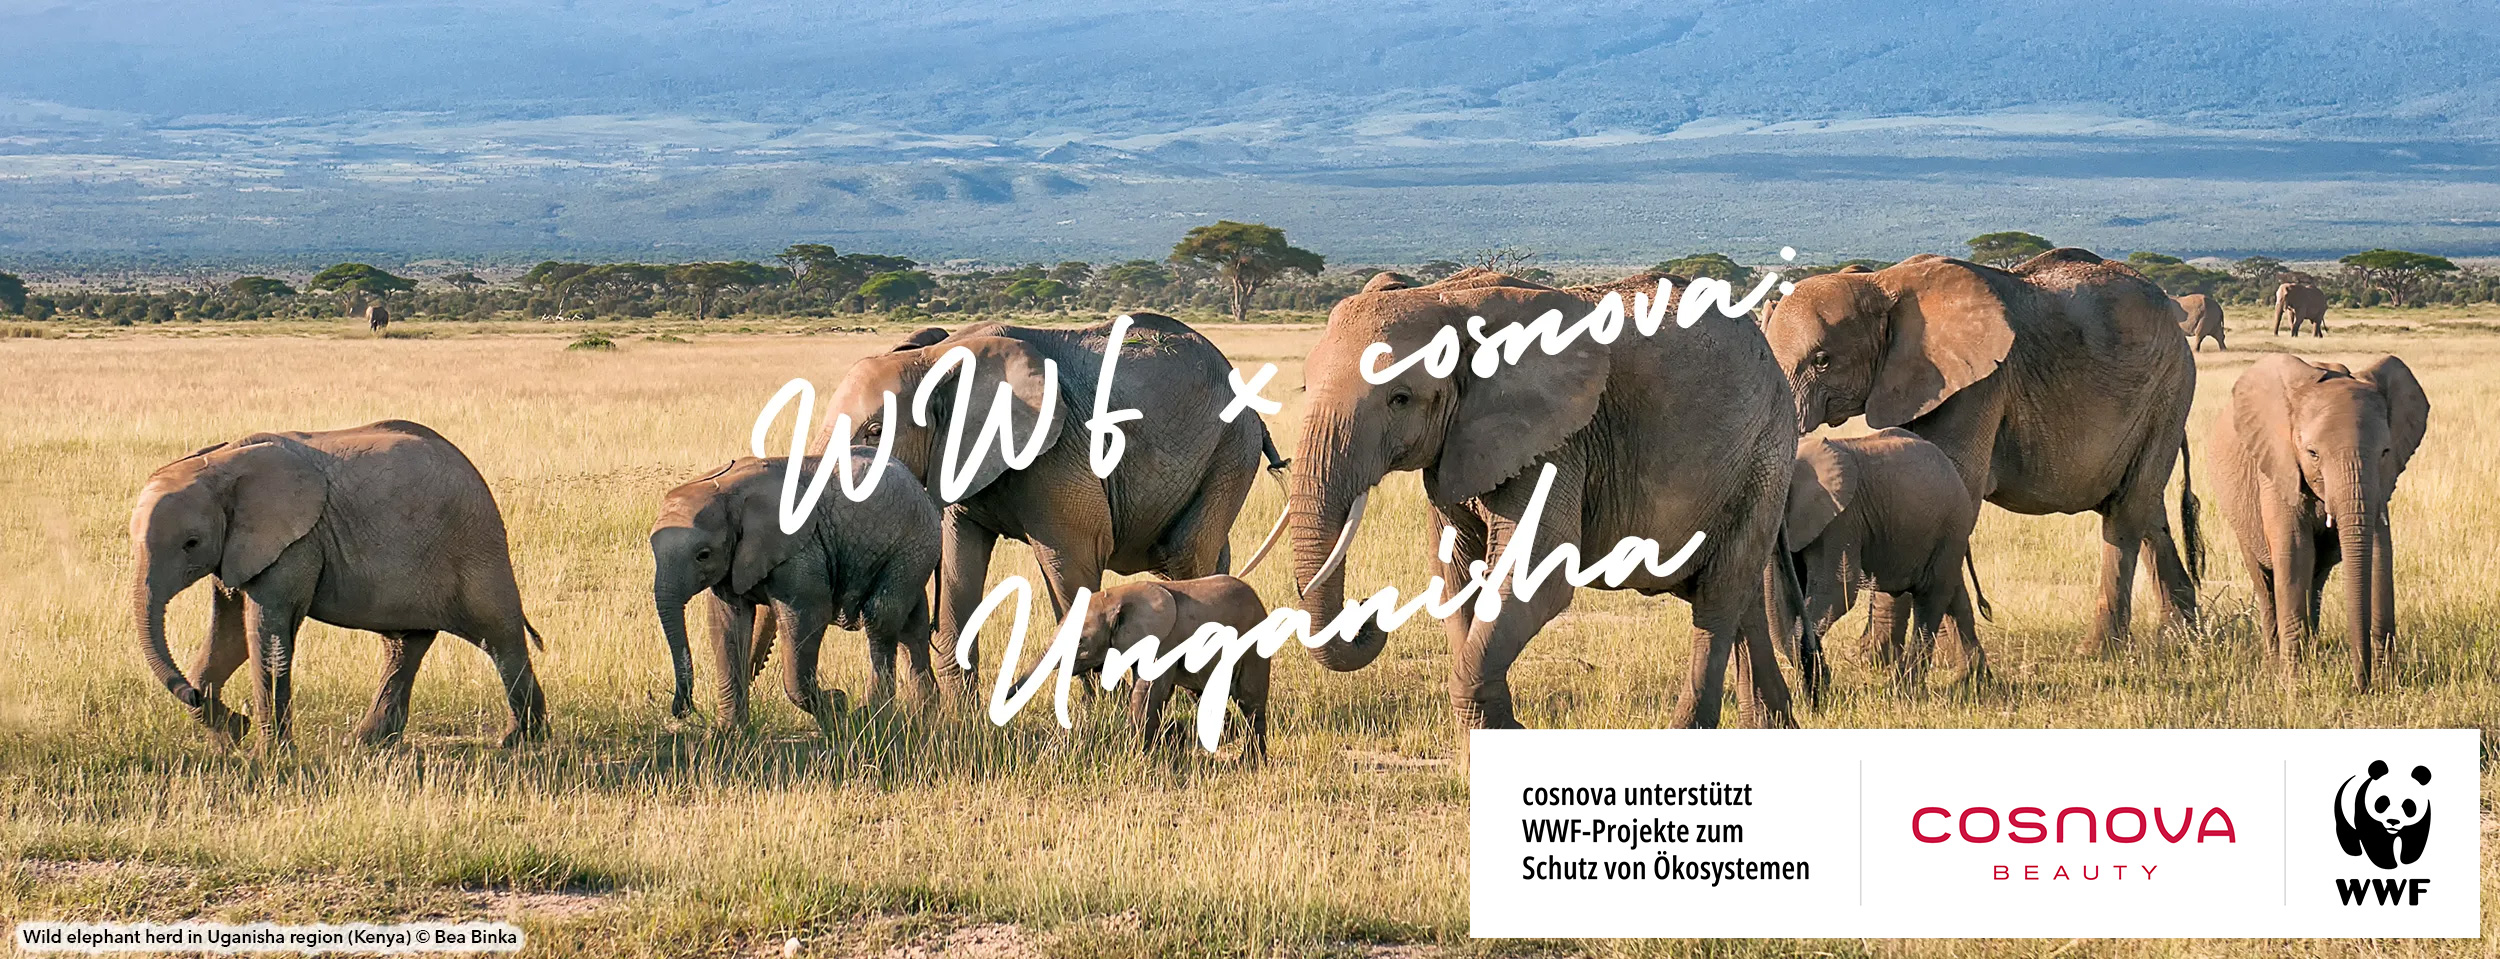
[1809,350,1830,371]
[182,536,201,550]
[696,548,713,562]
[1388,389,1413,408]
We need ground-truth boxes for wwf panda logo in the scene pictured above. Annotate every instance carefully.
[2334,760,2432,870]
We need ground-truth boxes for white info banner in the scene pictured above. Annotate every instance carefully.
[1470,729,2479,938]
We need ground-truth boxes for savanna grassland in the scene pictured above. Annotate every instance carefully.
[3,307,2497,958]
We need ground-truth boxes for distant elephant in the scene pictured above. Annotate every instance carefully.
[650,452,940,727]
[2275,283,2328,337]
[1778,429,1990,700]
[1288,268,1798,730]
[2176,294,2225,351]
[129,420,547,749]
[1764,249,2202,655]
[817,314,1282,699]
[365,303,390,332]
[2208,354,2427,690]
[1072,575,1273,762]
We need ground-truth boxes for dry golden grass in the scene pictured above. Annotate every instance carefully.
[1,312,2494,957]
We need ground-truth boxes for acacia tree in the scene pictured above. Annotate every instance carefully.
[228,276,296,298]
[308,262,416,297]
[1965,231,2053,269]
[1654,252,1752,286]
[2339,249,2459,307]
[670,261,787,319]
[1,271,31,314]
[1170,220,1323,323]
[857,270,937,309]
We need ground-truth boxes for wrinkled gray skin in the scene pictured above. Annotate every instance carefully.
[2209,354,2428,691]
[1289,269,1798,731]
[2176,294,2225,351]
[2275,283,2329,337]
[815,314,1280,701]
[650,451,941,728]
[129,419,548,749]
[1778,429,1989,702]
[364,303,389,333]
[1764,250,2202,656]
[1072,576,1272,763]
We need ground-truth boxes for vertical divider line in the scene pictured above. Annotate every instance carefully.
[2281,759,2289,906]
[1857,758,1866,907]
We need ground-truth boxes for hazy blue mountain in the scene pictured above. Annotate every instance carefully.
[3,0,2498,264]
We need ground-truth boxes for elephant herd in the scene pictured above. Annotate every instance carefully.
[125,250,2432,755]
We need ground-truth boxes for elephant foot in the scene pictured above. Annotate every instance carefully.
[350,722,407,748]
[1949,657,1992,691]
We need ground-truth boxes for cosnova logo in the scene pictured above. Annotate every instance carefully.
[2333,759,2435,906]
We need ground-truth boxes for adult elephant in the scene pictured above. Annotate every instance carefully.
[1287,269,1798,731]
[2276,282,2328,337]
[815,314,1280,697]
[2176,293,2225,351]
[1764,249,2202,654]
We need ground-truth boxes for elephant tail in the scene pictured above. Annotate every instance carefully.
[1260,429,1289,474]
[1964,551,1995,623]
[2178,437,2206,583]
[524,618,546,652]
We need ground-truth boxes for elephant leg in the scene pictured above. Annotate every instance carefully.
[2137,526,2197,632]
[774,601,840,730]
[1727,582,1797,729]
[239,594,308,751]
[1863,590,1908,667]
[1237,658,1271,766]
[1154,456,1255,579]
[2241,552,2279,664]
[1430,505,1489,664]
[471,622,547,749]
[191,585,253,743]
[933,512,998,701]
[1456,471,1588,730]
[1942,581,1987,687]
[711,596,757,728]
[2083,503,2150,655]
[1128,669,1181,753]
[893,594,939,710]
[2307,537,2336,646]
[351,629,437,746]
[2273,534,2316,670]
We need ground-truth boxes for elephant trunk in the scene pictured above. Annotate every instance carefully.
[132,565,199,709]
[653,571,697,718]
[1287,419,1388,672]
[2328,454,2375,690]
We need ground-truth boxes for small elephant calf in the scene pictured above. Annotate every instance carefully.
[651,451,941,729]
[1073,576,1273,763]
[1781,429,1992,698]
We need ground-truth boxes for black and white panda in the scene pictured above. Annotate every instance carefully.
[2335,760,2433,869]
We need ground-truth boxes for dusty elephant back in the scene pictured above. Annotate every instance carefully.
[265,419,525,626]
[1981,254,2196,514]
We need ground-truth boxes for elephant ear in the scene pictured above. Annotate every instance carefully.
[2230,355,2328,501]
[893,326,952,351]
[1361,272,1414,293]
[1106,583,1180,658]
[210,440,327,585]
[2353,354,2429,479]
[913,335,1066,503]
[727,460,804,596]
[1783,437,1857,552]
[1427,288,1612,502]
[1864,258,2015,429]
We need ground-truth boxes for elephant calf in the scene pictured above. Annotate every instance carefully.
[1073,576,1273,763]
[130,420,548,749]
[1781,429,1992,698]
[2209,354,2428,690]
[651,451,940,729]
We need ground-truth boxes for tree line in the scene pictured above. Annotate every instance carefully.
[0,224,2489,325]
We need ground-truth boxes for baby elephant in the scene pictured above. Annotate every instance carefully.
[130,420,548,749]
[650,452,940,729]
[2210,354,2428,691]
[1780,429,1991,699]
[1073,576,1272,763]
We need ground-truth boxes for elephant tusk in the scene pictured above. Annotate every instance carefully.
[1298,489,1369,601]
[1235,471,1293,579]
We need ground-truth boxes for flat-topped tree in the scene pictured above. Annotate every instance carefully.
[669,261,789,319]
[1171,220,1323,323]
[308,263,416,297]
[0,271,26,314]
[1965,231,2053,269]
[2340,249,2459,307]
[228,276,296,298]
[1654,252,1752,286]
